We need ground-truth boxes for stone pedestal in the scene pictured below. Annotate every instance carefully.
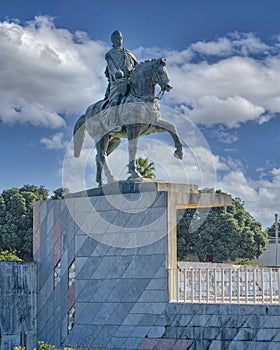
[33,181,231,349]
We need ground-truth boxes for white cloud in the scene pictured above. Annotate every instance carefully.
[190,37,233,56]
[181,95,264,127]
[0,16,107,127]
[41,132,68,149]
[1,19,279,131]
[217,165,280,228]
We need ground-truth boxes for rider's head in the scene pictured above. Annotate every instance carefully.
[111,30,123,48]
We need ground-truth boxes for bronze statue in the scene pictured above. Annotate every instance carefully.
[104,30,138,106]
[73,31,183,186]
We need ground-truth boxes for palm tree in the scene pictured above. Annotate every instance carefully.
[128,157,156,179]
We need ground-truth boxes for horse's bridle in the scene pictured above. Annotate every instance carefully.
[130,60,168,101]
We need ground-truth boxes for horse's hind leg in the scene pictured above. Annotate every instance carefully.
[125,124,142,179]
[95,135,117,186]
[155,119,183,159]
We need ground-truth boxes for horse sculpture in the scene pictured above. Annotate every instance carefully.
[73,58,183,186]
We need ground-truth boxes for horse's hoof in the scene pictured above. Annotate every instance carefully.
[107,176,118,183]
[174,149,183,160]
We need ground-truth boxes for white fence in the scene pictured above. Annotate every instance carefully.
[168,263,280,305]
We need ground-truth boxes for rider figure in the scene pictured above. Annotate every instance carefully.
[104,30,138,106]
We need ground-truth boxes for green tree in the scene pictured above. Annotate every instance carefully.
[51,187,69,200]
[177,197,268,263]
[0,185,49,261]
[128,157,156,179]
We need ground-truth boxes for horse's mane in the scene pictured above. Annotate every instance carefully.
[130,58,159,81]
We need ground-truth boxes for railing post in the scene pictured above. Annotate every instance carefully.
[184,269,186,303]
[176,268,179,302]
[245,269,248,304]
[253,268,256,304]
[206,269,209,303]
[191,269,194,303]
[278,269,280,305]
[198,269,201,303]
[237,269,240,304]
[229,269,232,304]
[269,269,273,304]
[222,269,224,303]
[261,269,264,304]
[214,269,217,303]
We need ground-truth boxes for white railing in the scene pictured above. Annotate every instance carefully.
[168,263,280,305]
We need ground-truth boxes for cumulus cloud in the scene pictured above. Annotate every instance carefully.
[1,17,279,131]
[40,132,68,149]
[0,16,107,127]
[217,163,280,228]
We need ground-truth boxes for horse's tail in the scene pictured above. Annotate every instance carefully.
[73,114,86,158]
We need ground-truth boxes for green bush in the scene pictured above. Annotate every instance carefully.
[0,249,22,261]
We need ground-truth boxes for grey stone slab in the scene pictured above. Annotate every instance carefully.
[136,237,166,256]
[131,325,151,339]
[267,342,280,350]
[190,314,216,328]
[256,328,280,341]
[228,341,266,350]
[132,302,167,315]
[90,302,118,325]
[90,241,111,256]
[123,254,165,279]
[208,340,223,350]
[137,313,160,326]
[91,255,133,279]
[40,201,48,224]
[147,326,165,338]
[122,313,145,326]
[76,235,99,256]
[107,302,134,325]
[76,279,101,302]
[76,256,103,279]
[146,277,166,291]
[76,256,90,276]
[46,206,54,234]
[123,278,151,303]
[107,278,134,302]
[75,302,102,324]
[114,325,136,338]
[138,290,162,303]
[263,316,280,328]
[233,327,257,341]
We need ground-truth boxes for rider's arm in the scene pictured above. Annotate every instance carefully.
[105,53,122,81]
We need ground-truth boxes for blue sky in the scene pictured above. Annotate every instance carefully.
[1,0,280,227]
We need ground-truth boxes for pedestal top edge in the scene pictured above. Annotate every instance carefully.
[65,180,199,198]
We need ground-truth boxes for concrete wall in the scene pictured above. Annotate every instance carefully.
[33,184,280,350]
[34,188,168,349]
[0,262,37,350]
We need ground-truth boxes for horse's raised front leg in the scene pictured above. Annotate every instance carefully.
[125,124,142,179]
[95,135,117,186]
[155,119,183,160]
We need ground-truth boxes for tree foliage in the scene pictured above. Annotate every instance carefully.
[177,197,268,263]
[0,249,22,261]
[51,187,69,200]
[0,185,49,261]
[128,157,156,179]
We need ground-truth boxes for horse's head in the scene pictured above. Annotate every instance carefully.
[152,58,173,93]
[129,58,173,100]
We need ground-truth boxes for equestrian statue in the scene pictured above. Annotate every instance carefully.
[73,30,183,186]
